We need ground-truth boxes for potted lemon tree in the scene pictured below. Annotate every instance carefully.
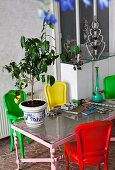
[4,20,58,128]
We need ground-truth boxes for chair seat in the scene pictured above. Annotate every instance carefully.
[64,141,105,166]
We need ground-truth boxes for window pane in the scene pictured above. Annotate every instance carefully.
[60,1,76,52]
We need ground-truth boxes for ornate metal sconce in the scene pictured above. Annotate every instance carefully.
[86,17,105,60]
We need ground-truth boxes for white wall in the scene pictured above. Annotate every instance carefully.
[0,0,55,104]
[61,56,115,101]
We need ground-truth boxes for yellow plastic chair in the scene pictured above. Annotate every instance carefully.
[44,81,67,111]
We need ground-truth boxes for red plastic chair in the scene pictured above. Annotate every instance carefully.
[64,120,112,170]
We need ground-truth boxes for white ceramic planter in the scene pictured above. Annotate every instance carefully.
[19,99,47,128]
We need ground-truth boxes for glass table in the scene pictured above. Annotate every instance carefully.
[11,105,115,170]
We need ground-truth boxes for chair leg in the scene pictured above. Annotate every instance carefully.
[64,151,69,170]
[104,161,108,170]
[97,164,100,170]
[10,128,14,152]
[17,132,25,159]
[27,137,31,144]
[79,165,84,170]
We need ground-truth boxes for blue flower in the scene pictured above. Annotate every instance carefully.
[37,0,111,26]
[83,0,111,9]
[55,0,74,11]
[44,12,57,26]
[38,10,57,26]
[98,0,110,10]
[83,0,92,8]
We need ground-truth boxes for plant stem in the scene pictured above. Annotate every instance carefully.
[31,76,34,101]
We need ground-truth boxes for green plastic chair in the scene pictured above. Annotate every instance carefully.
[3,90,30,158]
[103,75,115,99]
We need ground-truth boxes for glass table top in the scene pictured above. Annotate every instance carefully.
[61,52,115,65]
[13,104,115,144]
[83,52,115,63]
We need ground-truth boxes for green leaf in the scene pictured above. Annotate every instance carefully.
[47,75,55,86]
[39,61,47,73]
[41,75,45,84]
[60,52,70,63]
[41,41,49,53]
[70,45,80,55]
[51,49,55,55]
[45,58,52,65]
[3,65,12,72]
[13,70,20,79]
[49,24,55,29]
[20,36,25,48]
[41,32,45,40]
[36,75,40,81]
[15,90,21,96]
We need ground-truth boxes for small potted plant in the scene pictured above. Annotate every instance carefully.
[60,39,83,70]
[3,20,59,128]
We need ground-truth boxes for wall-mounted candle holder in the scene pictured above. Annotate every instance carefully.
[86,17,105,60]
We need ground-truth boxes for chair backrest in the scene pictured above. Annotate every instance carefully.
[44,81,66,111]
[103,75,115,99]
[75,120,112,164]
[3,90,26,119]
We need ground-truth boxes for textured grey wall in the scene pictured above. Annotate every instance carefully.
[0,0,54,103]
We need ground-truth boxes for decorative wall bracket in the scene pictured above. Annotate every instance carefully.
[86,17,105,60]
